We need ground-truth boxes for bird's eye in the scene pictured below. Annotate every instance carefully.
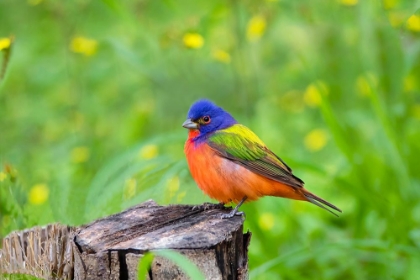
[202,116,211,124]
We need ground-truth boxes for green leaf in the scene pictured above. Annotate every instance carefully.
[137,250,205,280]
[137,252,155,280]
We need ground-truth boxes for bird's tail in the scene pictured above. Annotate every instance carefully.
[302,190,342,217]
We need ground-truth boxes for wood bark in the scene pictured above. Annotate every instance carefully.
[0,200,251,280]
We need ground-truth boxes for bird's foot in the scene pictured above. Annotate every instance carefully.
[220,196,247,219]
[220,210,245,219]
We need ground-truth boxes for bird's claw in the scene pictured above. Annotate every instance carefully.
[220,211,245,219]
[236,211,245,217]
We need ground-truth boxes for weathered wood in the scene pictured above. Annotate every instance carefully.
[0,223,74,279]
[0,200,251,280]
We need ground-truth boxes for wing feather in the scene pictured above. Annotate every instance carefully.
[207,124,304,188]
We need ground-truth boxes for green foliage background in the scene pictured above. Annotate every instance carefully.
[1,0,420,279]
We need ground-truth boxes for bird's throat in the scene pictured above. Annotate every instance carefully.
[188,129,200,140]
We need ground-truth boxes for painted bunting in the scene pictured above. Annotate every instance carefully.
[183,99,341,218]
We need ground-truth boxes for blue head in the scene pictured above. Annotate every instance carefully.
[182,99,237,139]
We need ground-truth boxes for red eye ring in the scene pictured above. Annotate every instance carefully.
[202,116,211,124]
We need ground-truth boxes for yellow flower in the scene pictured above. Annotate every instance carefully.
[0,171,7,182]
[247,15,267,41]
[71,146,90,163]
[29,184,49,205]
[28,0,43,5]
[139,144,158,160]
[304,81,328,107]
[123,178,137,199]
[406,14,420,32]
[258,212,275,231]
[70,36,98,56]
[340,0,358,6]
[304,129,328,152]
[0,37,11,51]
[212,49,231,64]
[183,33,204,49]
[304,85,321,107]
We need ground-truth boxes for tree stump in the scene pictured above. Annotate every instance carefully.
[0,200,251,280]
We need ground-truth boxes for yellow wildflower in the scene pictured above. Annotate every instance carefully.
[258,212,275,231]
[29,184,49,205]
[0,37,11,50]
[71,146,90,163]
[0,171,7,182]
[340,0,358,6]
[212,49,231,64]
[304,81,328,107]
[304,84,322,107]
[183,33,204,49]
[406,14,420,32]
[247,15,267,41]
[123,178,137,200]
[139,144,158,160]
[304,129,328,152]
[70,36,98,56]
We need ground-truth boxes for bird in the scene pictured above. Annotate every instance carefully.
[183,99,341,218]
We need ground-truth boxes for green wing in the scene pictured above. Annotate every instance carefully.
[207,124,304,188]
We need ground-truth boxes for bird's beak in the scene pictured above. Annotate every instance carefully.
[182,118,198,129]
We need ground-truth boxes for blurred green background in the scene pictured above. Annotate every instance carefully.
[1,0,420,279]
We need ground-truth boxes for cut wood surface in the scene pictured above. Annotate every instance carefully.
[0,200,251,280]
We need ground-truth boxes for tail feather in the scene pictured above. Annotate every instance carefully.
[303,191,342,217]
